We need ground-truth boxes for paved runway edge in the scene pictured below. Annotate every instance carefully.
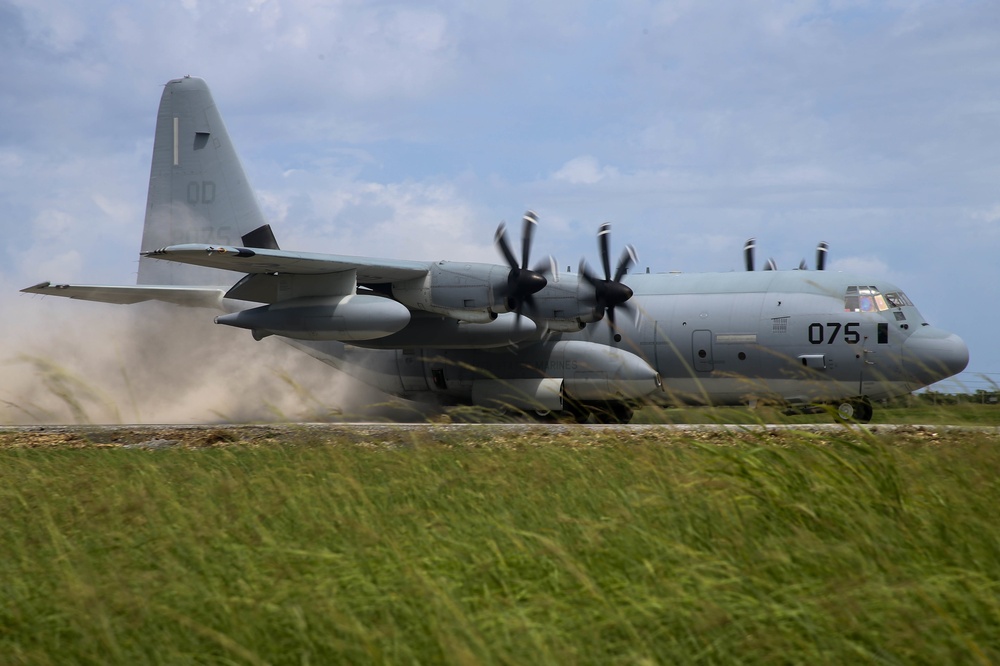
[0,422,997,450]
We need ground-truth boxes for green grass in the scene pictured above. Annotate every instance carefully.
[631,401,1000,425]
[2,428,1000,664]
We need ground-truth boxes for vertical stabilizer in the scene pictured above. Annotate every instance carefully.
[137,76,269,285]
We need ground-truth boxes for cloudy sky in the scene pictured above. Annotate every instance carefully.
[3,0,998,421]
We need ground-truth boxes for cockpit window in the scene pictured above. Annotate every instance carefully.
[845,286,859,311]
[884,291,912,308]
[844,286,912,312]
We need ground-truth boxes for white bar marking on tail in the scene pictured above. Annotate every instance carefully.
[173,117,179,166]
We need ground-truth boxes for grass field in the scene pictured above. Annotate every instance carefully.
[629,401,1000,425]
[2,424,999,664]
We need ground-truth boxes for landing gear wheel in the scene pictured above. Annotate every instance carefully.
[836,401,855,421]
[531,409,556,422]
[592,402,635,424]
[836,396,873,424]
[563,400,591,424]
[855,396,873,423]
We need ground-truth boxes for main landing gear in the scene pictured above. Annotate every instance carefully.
[561,400,635,424]
[835,396,873,423]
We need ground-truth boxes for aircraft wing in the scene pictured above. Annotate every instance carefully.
[20,282,225,308]
[142,244,430,282]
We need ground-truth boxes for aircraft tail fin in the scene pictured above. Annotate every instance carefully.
[137,76,272,286]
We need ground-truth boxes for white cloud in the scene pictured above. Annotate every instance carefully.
[968,204,1000,226]
[20,249,84,284]
[261,173,494,263]
[827,255,892,278]
[10,0,88,53]
[552,156,618,185]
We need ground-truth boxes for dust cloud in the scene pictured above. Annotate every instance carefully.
[3,285,420,425]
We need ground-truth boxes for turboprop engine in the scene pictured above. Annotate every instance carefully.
[215,295,411,341]
[391,211,590,328]
[391,261,507,323]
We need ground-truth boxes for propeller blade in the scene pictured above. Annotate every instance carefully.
[533,255,559,283]
[744,238,756,271]
[598,222,612,280]
[613,244,637,283]
[616,301,642,329]
[798,259,807,271]
[494,222,518,270]
[631,302,643,329]
[816,241,828,271]
[764,258,777,271]
[578,258,600,288]
[521,211,537,270]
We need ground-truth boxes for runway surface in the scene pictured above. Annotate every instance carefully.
[0,422,997,449]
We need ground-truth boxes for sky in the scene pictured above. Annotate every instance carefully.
[3,0,999,422]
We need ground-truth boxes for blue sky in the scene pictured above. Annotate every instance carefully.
[3,0,999,421]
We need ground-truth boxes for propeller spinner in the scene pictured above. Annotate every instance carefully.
[580,222,637,329]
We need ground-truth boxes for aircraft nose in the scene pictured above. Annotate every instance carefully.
[902,326,969,390]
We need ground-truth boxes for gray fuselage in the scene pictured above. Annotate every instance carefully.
[275,268,968,411]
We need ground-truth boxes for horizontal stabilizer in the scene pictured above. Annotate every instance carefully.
[142,244,429,283]
[242,224,281,251]
[20,282,225,308]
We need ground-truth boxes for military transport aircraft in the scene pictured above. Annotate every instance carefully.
[22,76,969,423]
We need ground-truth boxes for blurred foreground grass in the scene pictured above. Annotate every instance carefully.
[2,426,999,664]
[631,401,1000,425]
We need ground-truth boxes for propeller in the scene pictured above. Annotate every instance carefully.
[744,238,776,270]
[816,241,829,271]
[579,222,637,330]
[494,211,554,317]
[797,241,829,270]
[746,237,830,271]
[743,238,756,272]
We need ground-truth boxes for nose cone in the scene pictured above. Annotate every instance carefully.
[902,326,969,390]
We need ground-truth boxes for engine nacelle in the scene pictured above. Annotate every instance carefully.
[392,261,507,321]
[216,295,411,341]
[518,275,603,326]
[391,262,608,329]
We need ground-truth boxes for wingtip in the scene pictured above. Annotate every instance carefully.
[21,281,51,293]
